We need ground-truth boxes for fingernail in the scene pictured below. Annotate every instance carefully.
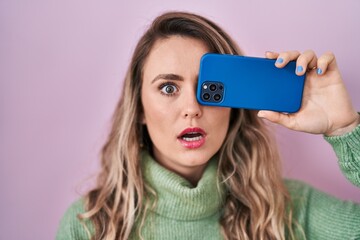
[276,58,284,64]
[317,68,322,75]
[296,66,303,73]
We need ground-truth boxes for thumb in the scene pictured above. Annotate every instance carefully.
[258,110,296,129]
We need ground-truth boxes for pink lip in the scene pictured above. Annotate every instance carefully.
[177,127,207,149]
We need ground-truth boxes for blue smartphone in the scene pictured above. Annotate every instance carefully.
[196,53,305,113]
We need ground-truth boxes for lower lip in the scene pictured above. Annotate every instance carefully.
[178,136,206,149]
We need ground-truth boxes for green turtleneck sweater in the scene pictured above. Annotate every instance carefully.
[56,125,360,240]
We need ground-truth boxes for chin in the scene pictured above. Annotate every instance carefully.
[178,150,215,167]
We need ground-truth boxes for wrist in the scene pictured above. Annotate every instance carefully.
[325,113,360,136]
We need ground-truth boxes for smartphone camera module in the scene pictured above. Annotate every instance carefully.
[201,81,224,103]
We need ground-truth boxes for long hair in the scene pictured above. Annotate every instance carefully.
[79,11,297,240]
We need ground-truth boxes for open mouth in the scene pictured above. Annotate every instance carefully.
[180,132,204,142]
[177,128,206,149]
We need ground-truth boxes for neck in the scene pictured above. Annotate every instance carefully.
[173,164,208,186]
[152,153,208,186]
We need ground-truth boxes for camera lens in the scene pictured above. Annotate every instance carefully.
[209,84,217,91]
[213,94,222,101]
[202,93,210,101]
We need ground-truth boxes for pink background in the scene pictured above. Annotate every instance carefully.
[1,0,359,239]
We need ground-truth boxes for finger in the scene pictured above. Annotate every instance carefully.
[316,51,337,75]
[295,50,318,76]
[275,50,301,69]
[265,51,279,59]
[258,110,297,129]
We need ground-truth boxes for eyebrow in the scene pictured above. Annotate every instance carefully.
[151,73,184,84]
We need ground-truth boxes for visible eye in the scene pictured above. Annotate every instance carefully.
[159,82,179,96]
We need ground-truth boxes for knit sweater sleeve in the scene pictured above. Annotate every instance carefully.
[56,199,93,240]
[324,123,360,187]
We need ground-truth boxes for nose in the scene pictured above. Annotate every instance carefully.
[182,89,202,119]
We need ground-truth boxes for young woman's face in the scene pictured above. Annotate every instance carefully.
[141,36,231,182]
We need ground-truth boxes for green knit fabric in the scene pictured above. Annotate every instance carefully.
[56,126,360,240]
[324,123,360,187]
[129,154,225,239]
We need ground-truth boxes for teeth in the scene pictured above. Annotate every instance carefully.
[182,136,203,142]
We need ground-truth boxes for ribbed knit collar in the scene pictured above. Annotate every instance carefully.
[141,151,226,221]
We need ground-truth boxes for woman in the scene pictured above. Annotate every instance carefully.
[57,11,360,240]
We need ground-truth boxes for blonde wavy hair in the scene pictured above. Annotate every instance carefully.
[79,11,299,240]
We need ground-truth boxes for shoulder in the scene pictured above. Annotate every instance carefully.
[283,178,342,209]
[284,178,360,207]
[284,179,360,238]
[283,179,314,215]
[56,198,93,240]
[284,179,313,201]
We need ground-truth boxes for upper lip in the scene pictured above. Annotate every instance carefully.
[178,127,207,138]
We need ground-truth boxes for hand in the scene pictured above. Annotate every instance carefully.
[258,50,359,136]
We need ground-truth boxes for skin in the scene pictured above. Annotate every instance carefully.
[141,36,231,185]
[141,36,359,185]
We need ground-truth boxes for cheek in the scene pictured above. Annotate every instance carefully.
[212,108,231,127]
[143,101,170,122]
[141,91,176,126]
[141,87,160,124]
[209,108,232,139]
